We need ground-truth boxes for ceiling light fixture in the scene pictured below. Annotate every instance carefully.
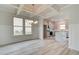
[33,21,38,24]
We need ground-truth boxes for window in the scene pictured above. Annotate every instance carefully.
[25,19,33,35]
[14,17,23,35]
[13,17,33,35]
[60,24,65,30]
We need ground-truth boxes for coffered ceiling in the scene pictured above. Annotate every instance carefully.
[18,4,71,19]
[1,4,71,21]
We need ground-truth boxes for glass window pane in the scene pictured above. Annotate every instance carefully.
[60,24,65,30]
[14,27,23,35]
[25,27,32,35]
[14,17,23,26]
[25,19,33,26]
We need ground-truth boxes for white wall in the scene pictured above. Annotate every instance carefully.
[38,18,44,40]
[0,5,39,46]
[69,24,79,51]
[62,5,79,51]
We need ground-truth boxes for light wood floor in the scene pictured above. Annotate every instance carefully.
[0,39,79,55]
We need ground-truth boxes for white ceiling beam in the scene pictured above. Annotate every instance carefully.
[48,5,60,13]
[61,5,72,10]
[16,4,24,15]
[7,4,69,20]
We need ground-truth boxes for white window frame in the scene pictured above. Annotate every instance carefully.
[13,17,32,36]
[13,17,23,36]
[25,19,33,35]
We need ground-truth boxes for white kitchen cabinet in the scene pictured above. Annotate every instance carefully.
[55,31,67,44]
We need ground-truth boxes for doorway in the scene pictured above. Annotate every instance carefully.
[43,25,47,39]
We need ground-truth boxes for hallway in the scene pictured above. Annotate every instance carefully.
[0,39,79,55]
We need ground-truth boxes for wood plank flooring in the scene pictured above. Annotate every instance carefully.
[0,39,79,55]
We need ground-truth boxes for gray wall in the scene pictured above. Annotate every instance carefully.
[0,11,14,45]
[0,5,39,46]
